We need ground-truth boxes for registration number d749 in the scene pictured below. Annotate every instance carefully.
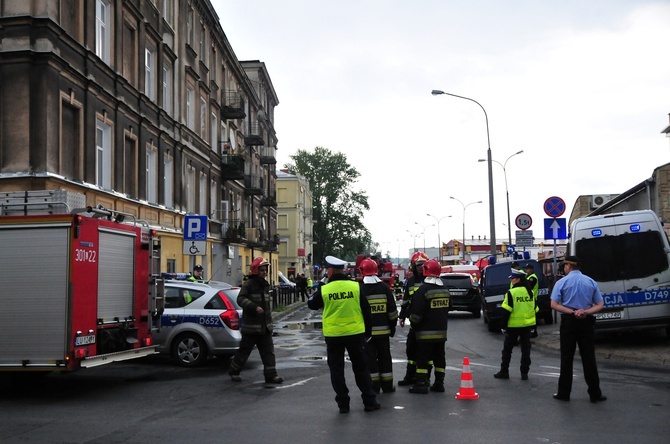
[595,311,622,320]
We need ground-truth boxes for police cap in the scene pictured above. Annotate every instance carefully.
[508,269,526,279]
[325,255,347,269]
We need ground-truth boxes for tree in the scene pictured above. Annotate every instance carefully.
[287,147,372,264]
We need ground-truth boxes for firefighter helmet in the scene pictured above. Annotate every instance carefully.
[422,259,441,278]
[411,251,429,265]
[250,257,269,274]
[359,258,378,277]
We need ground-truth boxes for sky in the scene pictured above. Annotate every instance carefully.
[213,0,670,259]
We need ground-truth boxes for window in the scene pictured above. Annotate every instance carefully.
[95,0,111,64]
[162,64,172,115]
[210,112,217,150]
[200,96,207,138]
[186,86,195,130]
[199,24,206,61]
[146,144,157,203]
[60,92,83,181]
[123,132,138,197]
[186,165,195,213]
[162,0,174,27]
[199,172,207,215]
[187,7,194,46]
[145,47,155,101]
[96,118,112,189]
[122,17,138,87]
[164,153,174,208]
[210,180,218,219]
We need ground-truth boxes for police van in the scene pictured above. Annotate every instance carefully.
[480,259,552,332]
[568,209,670,333]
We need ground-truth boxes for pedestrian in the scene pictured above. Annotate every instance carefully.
[494,268,537,380]
[397,251,429,386]
[359,258,398,393]
[408,259,450,394]
[524,263,540,338]
[228,257,284,384]
[550,255,607,403]
[188,264,205,283]
[307,255,380,413]
[297,273,309,302]
[307,276,313,294]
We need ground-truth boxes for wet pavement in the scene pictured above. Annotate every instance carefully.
[274,302,670,367]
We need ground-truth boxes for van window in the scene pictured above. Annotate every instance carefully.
[484,265,511,287]
[576,231,669,281]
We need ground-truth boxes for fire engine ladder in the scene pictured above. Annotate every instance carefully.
[149,235,164,331]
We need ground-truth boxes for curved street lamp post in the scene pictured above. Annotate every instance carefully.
[414,222,435,254]
[478,150,523,248]
[432,89,496,256]
[450,197,482,262]
[426,213,451,262]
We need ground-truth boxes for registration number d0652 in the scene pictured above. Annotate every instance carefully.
[595,311,622,320]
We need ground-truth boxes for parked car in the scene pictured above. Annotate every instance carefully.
[153,280,242,367]
[440,272,481,318]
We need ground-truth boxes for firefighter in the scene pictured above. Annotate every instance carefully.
[494,268,537,380]
[524,263,540,338]
[408,259,451,394]
[398,251,429,386]
[359,258,398,393]
[188,264,205,283]
[228,257,284,384]
[308,255,380,413]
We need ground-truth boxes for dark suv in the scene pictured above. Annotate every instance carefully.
[440,272,481,318]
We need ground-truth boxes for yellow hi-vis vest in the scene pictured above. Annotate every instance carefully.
[502,286,538,327]
[527,272,539,297]
[321,279,365,337]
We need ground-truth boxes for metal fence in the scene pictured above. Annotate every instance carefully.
[270,285,304,310]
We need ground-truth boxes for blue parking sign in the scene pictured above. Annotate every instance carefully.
[184,215,208,240]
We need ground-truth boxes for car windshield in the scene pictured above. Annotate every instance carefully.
[440,276,472,288]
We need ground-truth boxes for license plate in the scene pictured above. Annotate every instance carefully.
[595,311,622,320]
[74,335,96,346]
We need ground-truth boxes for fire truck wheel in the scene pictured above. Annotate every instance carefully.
[172,333,208,367]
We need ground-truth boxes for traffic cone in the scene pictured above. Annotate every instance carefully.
[455,356,479,400]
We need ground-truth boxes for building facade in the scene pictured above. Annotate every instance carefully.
[0,0,279,286]
[276,169,314,280]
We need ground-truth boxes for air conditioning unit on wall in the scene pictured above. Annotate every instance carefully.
[591,194,612,210]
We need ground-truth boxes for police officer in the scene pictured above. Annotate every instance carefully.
[398,251,429,386]
[229,257,283,384]
[188,264,205,283]
[408,259,450,394]
[494,269,537,380]
[308,255,380,413]
[524,263,539,338]
[359,258,398,393]
[550,256,606,403]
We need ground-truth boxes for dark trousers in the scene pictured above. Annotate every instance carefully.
[365,335,393,387]
[415,340,446,374]
[558,315,602,397]
[405,328,417,364]
[299,287,308,302]
[230,331,278,379]
[500,326,532,374]
[327,336,377,408]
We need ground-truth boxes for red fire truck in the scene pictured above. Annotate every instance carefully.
[0,190,163,372]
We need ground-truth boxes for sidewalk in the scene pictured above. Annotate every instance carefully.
[532,319,670,367]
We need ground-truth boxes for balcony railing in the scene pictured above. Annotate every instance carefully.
[259,145,277,165]
[222,91,246,120]
[244,122,265,146]
[261,192,277,207]
[245,175,264,196]
[222,219,249,241]
[221,154,246,180]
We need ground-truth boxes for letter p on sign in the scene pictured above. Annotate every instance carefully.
[184,215,208,240]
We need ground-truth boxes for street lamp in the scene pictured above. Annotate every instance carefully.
[450,197,482,262]
[478,150,523,248]
[426,213,452,262]
[414,222,435,253]
[432,89,496,256]
[406,229,420,251]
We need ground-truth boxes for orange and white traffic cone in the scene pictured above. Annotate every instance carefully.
[455,356,479,400]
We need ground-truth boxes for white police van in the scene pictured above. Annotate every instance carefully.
[569,209,670,333]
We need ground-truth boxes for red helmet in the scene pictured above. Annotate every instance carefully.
[411,251,429,265]
[422,259,441,278]
[250,257,269,274]
[359,258,378,277]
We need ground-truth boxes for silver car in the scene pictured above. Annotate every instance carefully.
[154,280,242,367]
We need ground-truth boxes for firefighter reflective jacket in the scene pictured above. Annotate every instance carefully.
[361,281,398,336]
[399,274,423,319]
[409,282,450,342]
[501,284,538,328]
[237,275,273,335]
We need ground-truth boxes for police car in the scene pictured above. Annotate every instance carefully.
[153,280,242,367]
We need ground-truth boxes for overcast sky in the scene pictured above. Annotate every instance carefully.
[213,0,670,259]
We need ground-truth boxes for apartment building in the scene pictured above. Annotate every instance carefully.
[276,170,314,280]
[0,0,279,286]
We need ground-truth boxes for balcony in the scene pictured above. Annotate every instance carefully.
[221,155,246,180]
[245,174,264,196]
[244,122,265,146]
[222,219,248,242]
[259,145,277,165]
[222,92,246,120]
[261,192,277,207]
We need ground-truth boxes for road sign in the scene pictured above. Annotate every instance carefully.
[184,215,208,256]
[544,196,566,218]
[544,218,567,239]
[515,229,533,247]
[515,213,532,230]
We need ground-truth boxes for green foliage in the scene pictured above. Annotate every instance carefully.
[287,147,372,264]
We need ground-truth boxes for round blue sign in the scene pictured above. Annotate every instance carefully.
[544,196,566,217]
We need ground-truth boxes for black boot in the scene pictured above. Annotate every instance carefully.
[409,373,430,394]
[381,381,396,393]
[494,369,509,379]
[430,371,445,392]
[397,363,416,386]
